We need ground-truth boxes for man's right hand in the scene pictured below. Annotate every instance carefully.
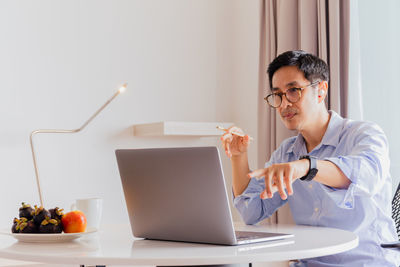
[220,126,251,158]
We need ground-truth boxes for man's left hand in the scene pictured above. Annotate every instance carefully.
[247,160,309,200]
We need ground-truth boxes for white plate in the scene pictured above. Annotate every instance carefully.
[0,227,97,243]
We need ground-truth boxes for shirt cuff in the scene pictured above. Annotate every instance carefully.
[319,182,356,209]
[232,177,260,203]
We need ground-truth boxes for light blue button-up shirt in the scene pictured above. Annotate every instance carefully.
[234,111,400,266]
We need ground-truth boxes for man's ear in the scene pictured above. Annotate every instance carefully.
[318,81,328,103]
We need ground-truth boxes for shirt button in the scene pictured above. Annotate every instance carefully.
[314,208,319,212]
[308,184,313,189]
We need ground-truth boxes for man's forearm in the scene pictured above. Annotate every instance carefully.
[296,159,350,189]
[314,160,351,189]
[231,152,251,197]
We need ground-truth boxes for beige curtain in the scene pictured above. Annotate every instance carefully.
[257,0,354,224]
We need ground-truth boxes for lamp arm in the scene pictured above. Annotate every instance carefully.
[29,84,126,207]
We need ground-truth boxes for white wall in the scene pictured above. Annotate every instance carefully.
[216,0,261,221]
[0,0,262,228]
[358,0,400,193]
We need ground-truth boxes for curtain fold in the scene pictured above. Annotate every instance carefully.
[257,0,360,224]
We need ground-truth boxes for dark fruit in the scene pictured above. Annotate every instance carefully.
[32,205,51,226]
[12,203,66,234]
[19,202,33,220]
[39,217,62,233]
[11,218,20,233]
[54,221,63,233]
[11,217,28,234]
[49,207,64,221]
[19,220,38,233]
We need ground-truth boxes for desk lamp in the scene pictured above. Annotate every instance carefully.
[30,83,127,207]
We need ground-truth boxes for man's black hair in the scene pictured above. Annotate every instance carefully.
[267,50,329,89]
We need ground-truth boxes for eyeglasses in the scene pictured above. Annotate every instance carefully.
[264,81,319,108]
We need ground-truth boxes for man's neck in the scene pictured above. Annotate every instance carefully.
[301,110,331,153]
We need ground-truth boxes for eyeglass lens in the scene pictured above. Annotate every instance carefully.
[268,88,301,107]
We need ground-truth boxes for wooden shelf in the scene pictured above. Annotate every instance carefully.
[133,121,234,137]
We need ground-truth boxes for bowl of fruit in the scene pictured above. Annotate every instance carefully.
[4,203,96,243]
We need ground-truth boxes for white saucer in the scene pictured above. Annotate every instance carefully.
[0,227,97,243]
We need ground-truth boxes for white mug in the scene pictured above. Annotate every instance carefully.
[71,197,103,230]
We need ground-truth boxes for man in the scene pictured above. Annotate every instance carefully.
[221,50,400,266]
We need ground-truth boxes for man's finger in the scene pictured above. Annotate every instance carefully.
[221,132,232,141]
[265,171,274,198]
[226,142,232,158]
[260,190,268,199]
[260,184,278,199]
[285,167,294,196]
[228,126,243,135]
[270,185,278,195]
[221,135,233,157]
[276,171,288,200]
[248,169,266,179]
[243,135,250,146]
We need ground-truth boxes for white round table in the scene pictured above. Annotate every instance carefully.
[0,223,358,266]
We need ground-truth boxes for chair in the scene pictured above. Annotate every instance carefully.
[392,182,400,239]
[381,182,400,248]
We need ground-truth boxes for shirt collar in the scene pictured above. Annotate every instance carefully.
[286,110,344,155]
[319,110,344,147]
[287,133,305,154]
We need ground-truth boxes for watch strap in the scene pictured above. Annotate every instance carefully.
[299,155,318,181]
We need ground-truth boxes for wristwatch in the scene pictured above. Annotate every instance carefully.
[299,155,318,181]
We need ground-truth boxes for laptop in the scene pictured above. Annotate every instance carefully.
[115,146,294,246]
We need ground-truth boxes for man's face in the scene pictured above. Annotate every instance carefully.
[271,65,319,131]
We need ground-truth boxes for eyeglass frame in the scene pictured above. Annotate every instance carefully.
[264,81,320,108]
